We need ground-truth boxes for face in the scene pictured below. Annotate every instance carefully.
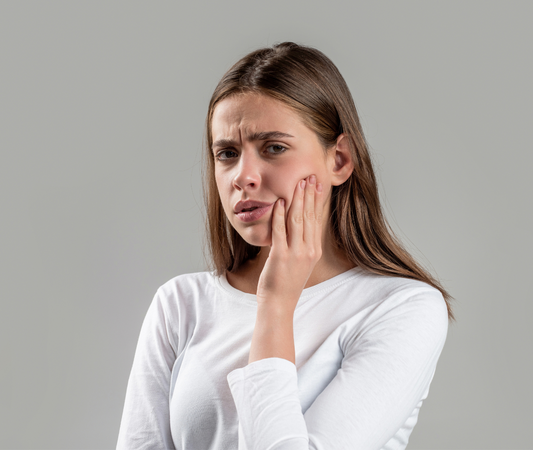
[211,93,336,248]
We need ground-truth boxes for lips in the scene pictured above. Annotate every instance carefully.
[234,200,274,214]
[234,200,274,223]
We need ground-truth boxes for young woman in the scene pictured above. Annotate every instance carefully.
[117,42,453,450]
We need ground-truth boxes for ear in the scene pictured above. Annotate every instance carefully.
[329,134,354,186]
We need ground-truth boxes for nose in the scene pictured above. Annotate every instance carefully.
[232,151,261,191]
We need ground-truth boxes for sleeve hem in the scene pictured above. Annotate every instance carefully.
[227,357,296,386]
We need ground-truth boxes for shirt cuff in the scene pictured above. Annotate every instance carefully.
[227,358,308,449]
[227,357,297,384]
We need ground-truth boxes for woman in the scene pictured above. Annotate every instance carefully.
[117,42,453,450]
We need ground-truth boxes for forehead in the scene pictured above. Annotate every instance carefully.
[211,94,306,140]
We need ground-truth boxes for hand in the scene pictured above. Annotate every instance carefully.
[256,175,325,313]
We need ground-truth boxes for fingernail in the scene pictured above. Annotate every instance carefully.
[280,199,285,207]
[300,180,306,189]
[309,175,316,185]
[317,182,323,192]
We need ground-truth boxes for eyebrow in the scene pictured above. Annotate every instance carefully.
[211,131,295,150]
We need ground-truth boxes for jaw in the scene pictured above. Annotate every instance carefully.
[237,223,273,248]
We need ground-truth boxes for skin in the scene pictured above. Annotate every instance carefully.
[211,93,355,364]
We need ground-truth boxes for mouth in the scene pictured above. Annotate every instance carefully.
[234,200,274,214]
[234,202,274,223]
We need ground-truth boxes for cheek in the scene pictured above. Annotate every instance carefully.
[214,169,230,192]
[266,169,299,198]
[214,173,232,212]
[269,162,327,202]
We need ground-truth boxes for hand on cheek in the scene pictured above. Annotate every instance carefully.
[256,175,325,312]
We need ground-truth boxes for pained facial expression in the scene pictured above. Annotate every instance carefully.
[211,93,336,248]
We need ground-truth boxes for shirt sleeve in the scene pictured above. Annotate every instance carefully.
[117,289,178,450]
[227,289,448,450]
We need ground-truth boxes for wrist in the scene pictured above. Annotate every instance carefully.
[249,299,296,364]
[256,296,298,318]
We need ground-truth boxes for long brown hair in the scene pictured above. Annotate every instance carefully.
[203,42,454,320]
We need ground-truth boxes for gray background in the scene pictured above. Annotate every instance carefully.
[1,1,531,449]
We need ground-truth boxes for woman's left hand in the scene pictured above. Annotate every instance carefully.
[255,174,325,314]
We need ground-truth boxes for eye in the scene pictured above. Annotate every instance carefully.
[266,144,287,155]
[215,150,238,161]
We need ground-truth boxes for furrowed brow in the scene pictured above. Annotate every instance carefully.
[211,131,294,151]
[247,131,294,142]
[212,138,238,150]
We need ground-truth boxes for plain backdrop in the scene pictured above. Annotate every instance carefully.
[1,1,532,449]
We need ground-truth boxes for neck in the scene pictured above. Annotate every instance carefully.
[227,225,355,295]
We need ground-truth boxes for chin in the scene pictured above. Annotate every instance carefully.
[238,227,272,248]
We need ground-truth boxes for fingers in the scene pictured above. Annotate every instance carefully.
[270,198,288,250]
[304,176,324,258]
[287,179,305,247]
[286,175,323,250]
[314,181,323,252]
[303,175,317,244]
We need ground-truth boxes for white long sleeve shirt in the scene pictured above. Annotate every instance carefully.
[117,267,448,450]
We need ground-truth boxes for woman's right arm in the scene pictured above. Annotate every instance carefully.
[116,289,178,450]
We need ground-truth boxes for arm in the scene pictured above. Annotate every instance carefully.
[227,175,449,449]
[249,175,322,366]
[228,289,448,450]
[228,175,320,448]
[116,290,177,450]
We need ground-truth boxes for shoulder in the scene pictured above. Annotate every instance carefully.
[158,270,217,297]
[356,269,447,314]
[353,270,449,346]
[149,270,218,317]
[140,271,218,343]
